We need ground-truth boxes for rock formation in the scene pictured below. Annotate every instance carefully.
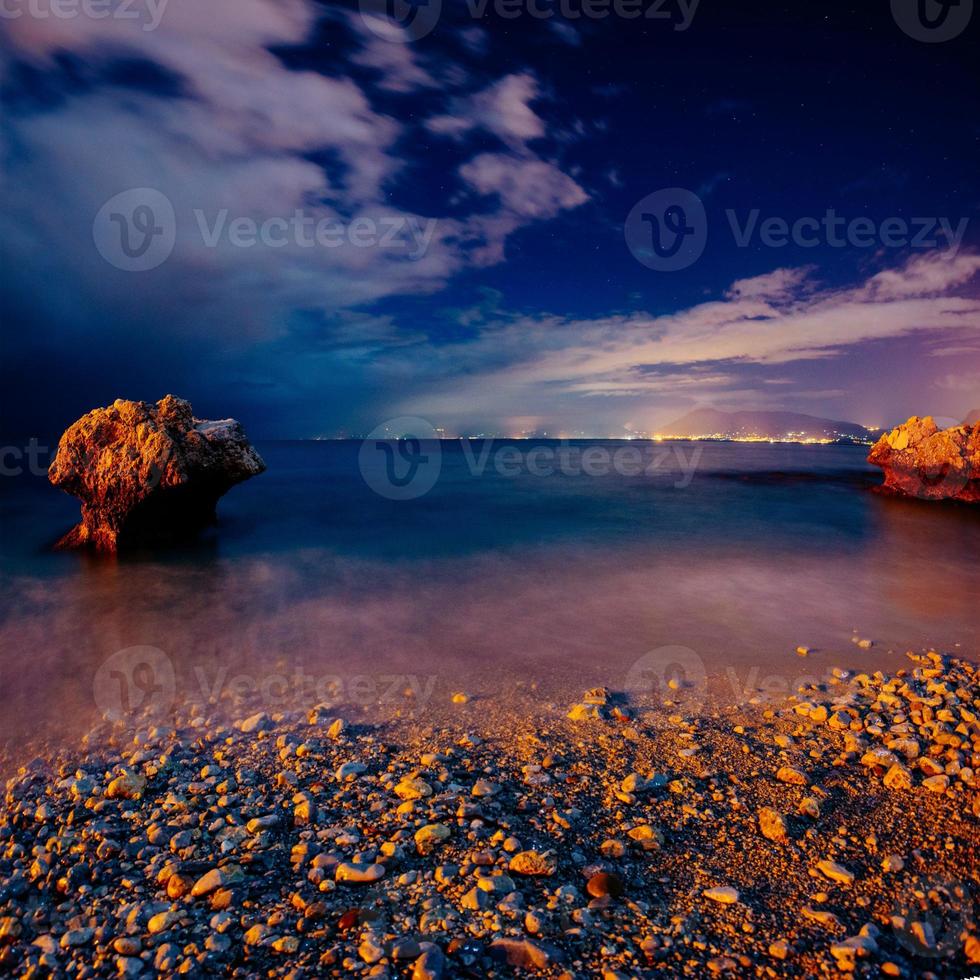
[867,416,979,503]
[48,395,266,550]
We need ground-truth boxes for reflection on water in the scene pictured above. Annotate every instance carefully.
[1,441,978,755]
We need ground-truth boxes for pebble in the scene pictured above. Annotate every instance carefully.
[509,850,557,876]
[586,872,624,898]
[414,823,450,854]
[758,807,789,844]
[816,860,855,885]
[775,766,808,785]
[703,886,739,905]
[336,862,386,884]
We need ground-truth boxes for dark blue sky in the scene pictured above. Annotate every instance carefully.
[1,0,978,439]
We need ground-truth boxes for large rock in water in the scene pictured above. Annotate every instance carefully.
[48,395,265,550]
[867,416,979,503]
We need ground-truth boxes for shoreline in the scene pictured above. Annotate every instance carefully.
[1,652,978,977]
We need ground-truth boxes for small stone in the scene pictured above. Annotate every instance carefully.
[776,766,808,785]
[391,938,422,960]
[509,850,557,876]
[106,770,147,800]
[147,911,176,935]
[586,872,624,898]
[883,763,914,790]
[703,886,739,905]
[395,776,432,800]
[489,938,563,969]
[451,693,470,704]
[567,703,604,721]
[922,774,949,793]
[336,762,367,781]
[816,860,855,885]
[769,940,790,960]
[461,886,489,910]
[191,867,228,897]
[336,862,386,884]
[477,874,516,894]
[359,937,385,964]
[414,823,450,854]
[239,712,271,733]
[882,854,904,872]
[113,937,142,955]
[758,807,789,844]
[0,918,23,944]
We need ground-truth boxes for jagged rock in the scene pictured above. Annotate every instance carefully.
[48,395,265,550]
[867,416,979,503]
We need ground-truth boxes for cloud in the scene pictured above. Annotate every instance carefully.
[460,154,588,218]
[0,1,588,354]
[379,251,980,422]
[426,73,546,146]
[348,15,438,93]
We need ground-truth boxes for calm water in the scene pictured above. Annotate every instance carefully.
[1,440,978,755]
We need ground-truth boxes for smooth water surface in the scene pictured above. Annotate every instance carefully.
[1,440,978,754]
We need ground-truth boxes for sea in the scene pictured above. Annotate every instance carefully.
[1,439,978,757]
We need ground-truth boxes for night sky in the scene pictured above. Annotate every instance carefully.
[1,0,978,439]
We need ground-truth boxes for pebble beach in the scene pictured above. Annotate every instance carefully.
[1,650,978,979]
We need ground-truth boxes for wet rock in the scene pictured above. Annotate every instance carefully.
[48,395,266,551]
[868,415,979,503]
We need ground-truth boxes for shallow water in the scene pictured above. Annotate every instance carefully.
[1,440,978,756]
